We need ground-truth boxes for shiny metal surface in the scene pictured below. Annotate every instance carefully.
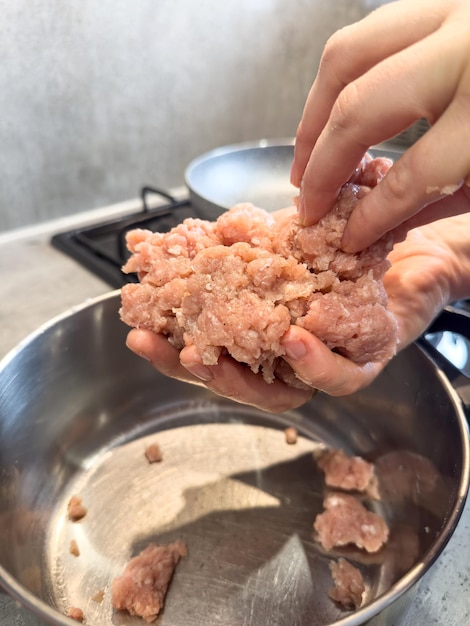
[0,291,468,626]
[184,139,404,220]
[185,139,297,219]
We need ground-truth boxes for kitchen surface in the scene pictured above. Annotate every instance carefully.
[0,192,469,625]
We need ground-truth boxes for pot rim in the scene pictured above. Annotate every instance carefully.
[0,290,468,626]
[184,137,295,176]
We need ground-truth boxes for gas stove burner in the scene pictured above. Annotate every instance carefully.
[51,187,200,288]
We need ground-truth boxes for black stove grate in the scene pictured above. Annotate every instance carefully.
[51,187,200,288]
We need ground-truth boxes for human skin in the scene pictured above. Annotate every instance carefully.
[291,0,470,253]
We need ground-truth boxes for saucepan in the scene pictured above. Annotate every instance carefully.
[0,290,468,626]
[184,138,404,219]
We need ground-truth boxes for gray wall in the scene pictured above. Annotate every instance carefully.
[0,0,372,232]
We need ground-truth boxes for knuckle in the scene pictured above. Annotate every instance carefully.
[295,364,363,398]
[299,367,336,391]
[353,201,386,243]
[382,161,411,204]
[329,82,362,134]
[321,33,342,71]
[321,26,352,71]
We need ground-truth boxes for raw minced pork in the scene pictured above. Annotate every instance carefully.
[328,557,365,610]
[111,540,187,623]
[314,493,389,553]
[120,156,398,385]
[67,495,87,522]
[317,448,378,496]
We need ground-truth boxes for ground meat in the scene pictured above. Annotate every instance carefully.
[328,558,365,610]
[120,156,398,385]
[317,449,378,496]
[92,589,105,604]
[111,540,187,623]
[145,442,163,463]
[67,607,84,622]
[69,539,80,557]
[284,427,298,444]
[314,493,389,553]
[67,496,87,522]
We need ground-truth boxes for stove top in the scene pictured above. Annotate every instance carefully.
[51,187,200,288]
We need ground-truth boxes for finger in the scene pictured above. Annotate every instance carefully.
[342,89,470,252]
[299,25,468,227]
[397,183,470,234]
[127,330,312,411]
[282,326,384,396]
[126,329,203,385]
[291,0,445,186]
[180,347,313,413]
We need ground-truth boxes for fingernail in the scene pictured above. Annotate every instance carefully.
[184,362,213,382]
[283,338,307,360]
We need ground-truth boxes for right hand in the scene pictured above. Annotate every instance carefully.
[291,0,470,253]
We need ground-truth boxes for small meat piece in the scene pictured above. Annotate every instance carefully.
[284,427,298,444]
[69,539,80,557]
[317,449,377,495]
[67,496,87,522]
[68,607,84,622]
[92,589,105,603]
[314,493,389,553]
[145,442,163,463]
[111,540,187,623]
[120,156,398,385]
[328,558,365,610]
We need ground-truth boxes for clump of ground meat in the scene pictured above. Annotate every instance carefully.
[284,427,298,444]
[120,156,398,385]
[317,449,378,496]
[67,607,84,622]
[314,493,389,553]
[92,589,105,604]
[67,496,87,522]
[145,442,163,463]
[328,558,365,610]
[111,540,187,623]
[69,539,80,557]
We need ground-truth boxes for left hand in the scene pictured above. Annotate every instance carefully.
[126,214,462,413]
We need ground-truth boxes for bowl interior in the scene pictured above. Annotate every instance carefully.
[0,292,468,625]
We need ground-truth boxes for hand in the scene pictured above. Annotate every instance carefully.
[126,330,315,413]
[126,213,469,412]
[291,0,470,252]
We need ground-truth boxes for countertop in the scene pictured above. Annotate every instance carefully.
[0,203,469,626]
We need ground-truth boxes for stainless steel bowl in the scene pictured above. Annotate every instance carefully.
[0,291,468,625]
[184,139,404,220]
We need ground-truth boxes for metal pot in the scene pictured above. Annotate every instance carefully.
[0,291,468,625]
[184,139,404,220]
